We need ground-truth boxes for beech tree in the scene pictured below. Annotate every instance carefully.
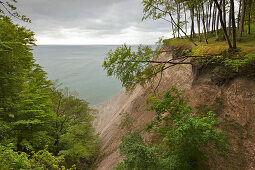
[142,0,198,46]
[103,44,194,90]
[104,0,255,91]
[141,0,255,50]
[0,17,53,152]
[0,16,99,168]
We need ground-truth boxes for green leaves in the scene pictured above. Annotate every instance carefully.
[50,87,98,168]
[59,123,99,168]
[117,87,228,169]
[0,144,31,169]
[103,44,162,90]
[116,132,160,170]
[142,0,174,21]
[30,147,65,170]
[0,15,98,170]
[0,1,31,22]
[222,53,255,72]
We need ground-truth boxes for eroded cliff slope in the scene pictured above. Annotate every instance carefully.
[93,51,255,170]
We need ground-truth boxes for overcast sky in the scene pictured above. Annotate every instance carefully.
[14,0,172,45]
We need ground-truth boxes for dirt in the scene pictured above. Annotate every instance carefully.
[93,52,255,170]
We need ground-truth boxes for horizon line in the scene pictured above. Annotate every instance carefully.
[35,43,155,46]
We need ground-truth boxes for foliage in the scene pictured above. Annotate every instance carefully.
[115,132,160,170]
[142,0,174,21]
[51,87,97,158]
[119,112,136,130]
[0,144,31,169]
[116,87,228,170]
[59,123,99,169]
[0,16,54,152]
[0,0,31,22]
[193,52,255,73]
[29,147,66,170]
[103,44,162,90]
[0,17,99,169]
[222,53,255,72]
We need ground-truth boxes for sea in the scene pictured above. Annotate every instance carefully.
[33,45,124,105]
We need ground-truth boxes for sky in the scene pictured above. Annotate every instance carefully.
[14,0,172,45]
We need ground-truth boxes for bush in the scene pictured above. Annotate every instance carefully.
[0,144,31,169]
[29,147,66,170]
[116,87,228,170]
[59,124,99,169]
[115,132,160,170]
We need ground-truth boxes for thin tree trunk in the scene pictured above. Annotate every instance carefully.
[207,2,213,34]
[184,6,187,33]
[171,17,176,38]
[223,0,226,26]
[216,1,221,41]
[247,11,251,34]
[228,5,232,36]
[212,3,217,33]
[247,0,251,34]
[206,3,210,35]
[197,7,201,42]
[177,4,180,38]
[202,5,208,44]
[237,0,242,29]
[239,0,246,40]
[190,7,195,38]
[168,12,198,46]
[230,0,237,49]
[213,0,233,49]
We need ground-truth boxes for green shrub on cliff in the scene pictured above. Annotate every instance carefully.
[115,87,228,170]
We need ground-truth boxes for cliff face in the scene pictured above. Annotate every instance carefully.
[93,52,255,170]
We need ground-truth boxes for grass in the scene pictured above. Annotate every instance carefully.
[164,24,255,56]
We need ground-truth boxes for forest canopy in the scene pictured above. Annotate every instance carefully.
[0,17,99,169]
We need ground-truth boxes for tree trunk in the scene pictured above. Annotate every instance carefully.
[237,0,242,29]
[177,4,180,38]
[206,3,210,34]
[184,6,187,33]
[168,12,198,46]
[247,0,251,34]
[228,5,232,36]
[202,5,208,44]
[230,0,237,49]
[247,11,251,34]
[239,0,246,40]
[190,7,195,38]
[223,0,226,26]
[213,0,233,49]
[212,3,217,33]
[171,17,176,38]
[216,1,221,41]
[208,2,213,33]
[197,7,201,42]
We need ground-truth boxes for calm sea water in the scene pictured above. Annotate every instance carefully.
[33,45,124,105]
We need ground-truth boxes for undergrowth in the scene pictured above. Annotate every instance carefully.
[163,25,255,84]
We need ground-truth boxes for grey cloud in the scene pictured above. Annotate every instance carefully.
[15,0,171,44]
